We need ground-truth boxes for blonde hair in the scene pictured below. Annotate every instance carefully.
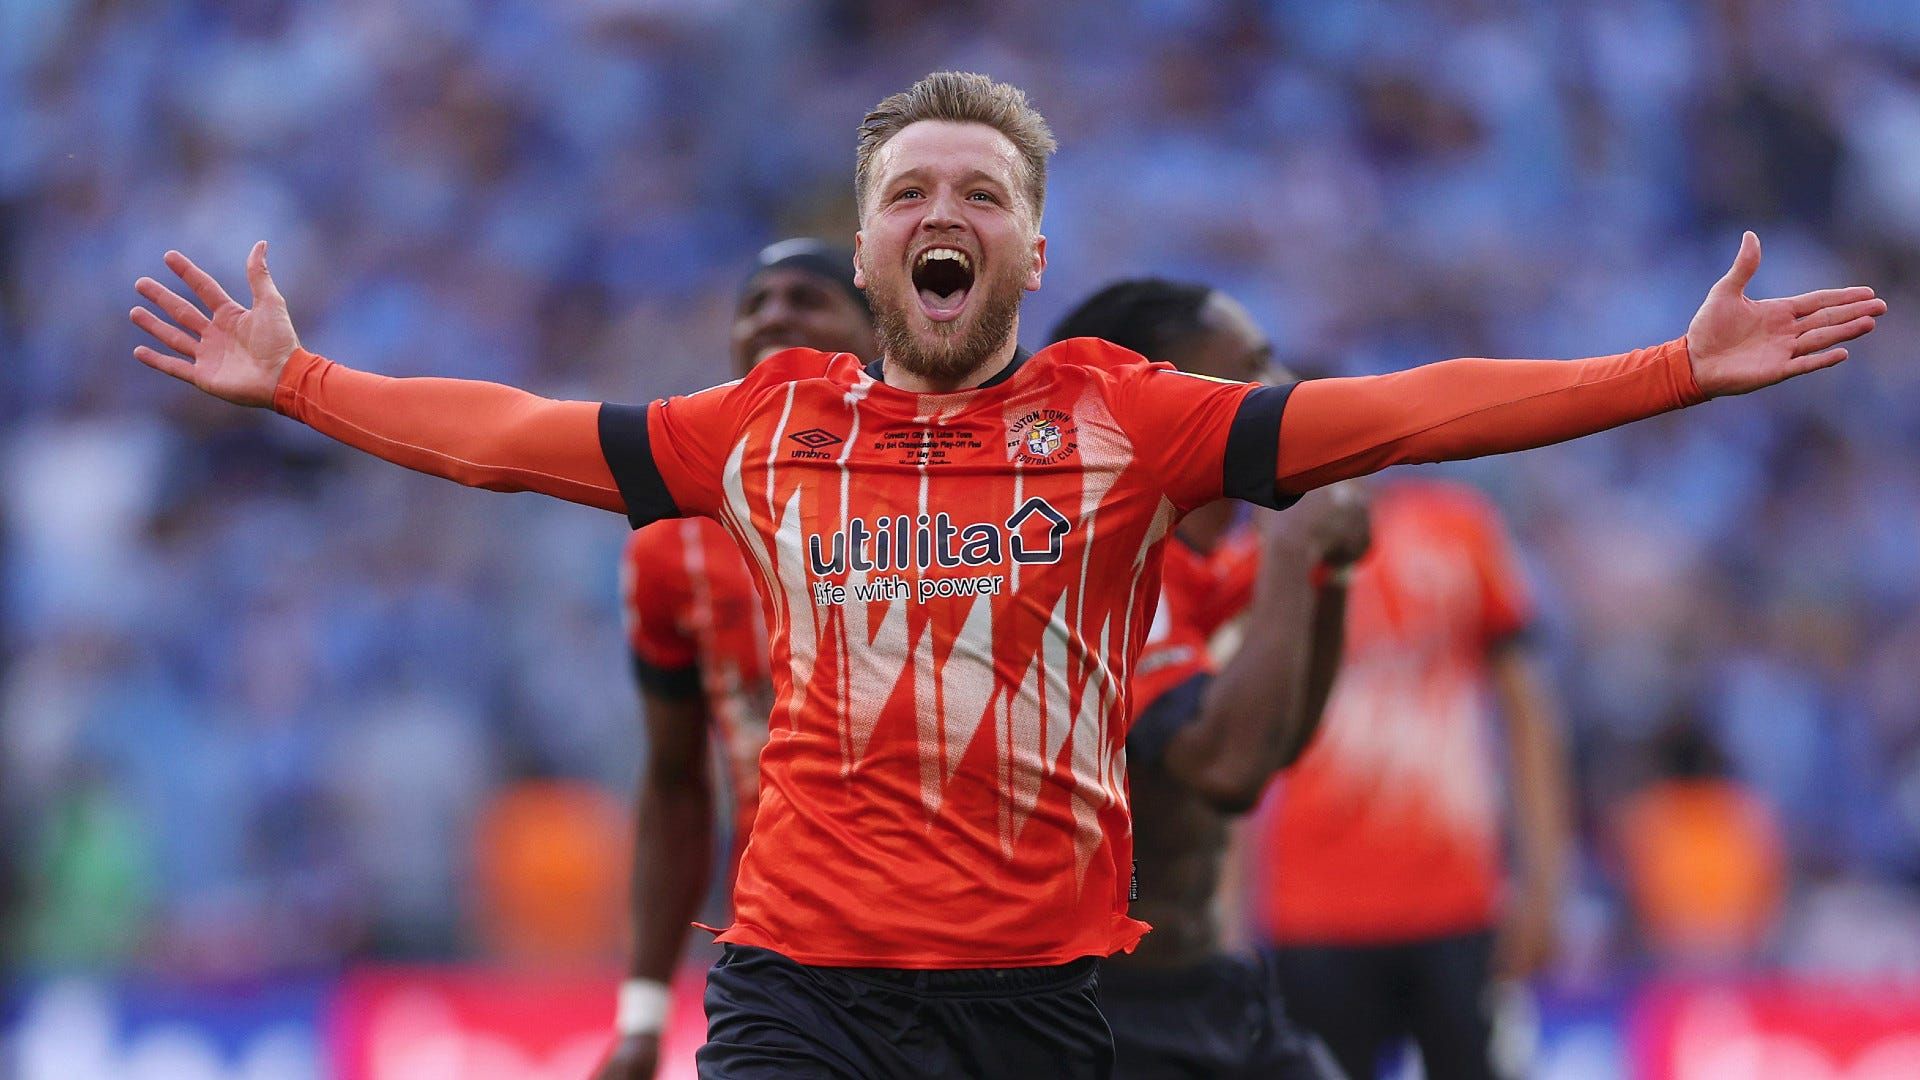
[856,71,1057,219]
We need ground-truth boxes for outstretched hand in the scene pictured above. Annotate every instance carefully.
[131,241,299,408]
[1687,231,1886,398]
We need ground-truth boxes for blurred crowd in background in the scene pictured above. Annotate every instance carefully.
[5,0,1920,989]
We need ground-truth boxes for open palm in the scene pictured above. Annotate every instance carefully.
[1686,232,1885,398]
[131,241,300,408]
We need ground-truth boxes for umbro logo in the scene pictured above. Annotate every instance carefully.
[789,428,844,449]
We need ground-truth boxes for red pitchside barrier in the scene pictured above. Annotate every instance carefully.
[330,966,709,1080]
[1633,981,1920,1079]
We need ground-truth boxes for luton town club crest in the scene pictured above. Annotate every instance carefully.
[1026,421,1063,458]
[1007,408,1078,465]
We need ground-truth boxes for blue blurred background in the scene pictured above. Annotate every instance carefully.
[5,0,1920,1074]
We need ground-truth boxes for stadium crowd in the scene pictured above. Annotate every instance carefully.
[5,0,1920,987]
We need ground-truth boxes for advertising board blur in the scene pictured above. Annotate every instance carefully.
[1634,981,1920,1079]
[331,966,707,1080]
[7,976,328,1080]
[15,968,1920,1077]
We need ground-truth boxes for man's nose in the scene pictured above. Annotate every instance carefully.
[920,188,966,229]
[755,295,798,328]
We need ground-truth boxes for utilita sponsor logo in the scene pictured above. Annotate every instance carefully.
[808,497,1070,575]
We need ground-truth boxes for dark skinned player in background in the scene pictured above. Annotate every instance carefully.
[600,241,877,1079]
[1052,279,1365,1079]
[130,71,1885,1079]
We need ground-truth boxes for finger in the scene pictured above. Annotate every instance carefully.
[164,249,238,312]
[1794,297,1887,333]
[246,239,284,306]
[1714,230,1761,295]
[133,344,198,383]
[136,276,210,333]
[1785,347,1848,378]
[1785,285,1876,317]
[129,306,200,357]
[1794,315,1876,356]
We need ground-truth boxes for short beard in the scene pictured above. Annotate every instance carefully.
[868,272,1022,386]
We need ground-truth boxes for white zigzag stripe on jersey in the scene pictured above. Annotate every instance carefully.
[1064,382,1130,883]
[719,383,815,741]
[998,394,1039,855]
[833,389,903,773]
[915,458,940,811]
[774,486,819,737]
[1007,589,1076,854]
[844,554,909,768]
[1069,617,1112,888]
[1002,632,1042,857]
[832,377,865,771]
[720,438,793,729]
[903,393,997,824]
[905,390,1004,815]
[941,592,995,789]
[1107,494,1176,813]
[764,382,821,744]
[913,455,1001,816]
[914,614,938,810]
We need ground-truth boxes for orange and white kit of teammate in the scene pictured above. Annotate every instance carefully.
[1248,479,1565,1080]
[131,71,1882,1079]
[601,241,877,1080]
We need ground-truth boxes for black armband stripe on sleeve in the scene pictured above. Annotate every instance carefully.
[1126,673,1213,767]
[630,652,704,701]
[1223,383,1299,510]
[599,403,682,530]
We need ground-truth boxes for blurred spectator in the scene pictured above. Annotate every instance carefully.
[1613,721,1786,968]
[471,780,628,968]
[15,772,152,970]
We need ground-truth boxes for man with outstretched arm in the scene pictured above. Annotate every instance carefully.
[600,241,877,1080]
[133,71,1882,1080]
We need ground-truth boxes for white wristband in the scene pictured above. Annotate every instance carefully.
[617,978,671,1036]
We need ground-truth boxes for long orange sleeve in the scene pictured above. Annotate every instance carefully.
[1277,338,1702,494]
[272,348,626,513]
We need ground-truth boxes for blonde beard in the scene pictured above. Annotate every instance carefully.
[867,272,1023,385]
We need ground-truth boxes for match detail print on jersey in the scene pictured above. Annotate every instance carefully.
[598,340,1287,966]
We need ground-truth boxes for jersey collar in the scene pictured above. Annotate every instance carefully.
[864,346,1033,390]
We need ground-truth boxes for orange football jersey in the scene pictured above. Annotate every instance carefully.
[622,518,773,868]
[1252,480,1534,942]
[599,340,1293,966]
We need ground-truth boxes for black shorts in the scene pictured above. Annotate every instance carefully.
[1096,953,1346,1080]
[697,944,1113,1079]
[1265,930,1501,1080]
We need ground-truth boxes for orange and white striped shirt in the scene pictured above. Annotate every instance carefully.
[622,517,772,869]
[601,341,1291,966]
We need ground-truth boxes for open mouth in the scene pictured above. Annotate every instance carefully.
[911,247,975,322]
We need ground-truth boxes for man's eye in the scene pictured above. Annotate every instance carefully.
[897,189,923,201]
[969,191,996,203]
